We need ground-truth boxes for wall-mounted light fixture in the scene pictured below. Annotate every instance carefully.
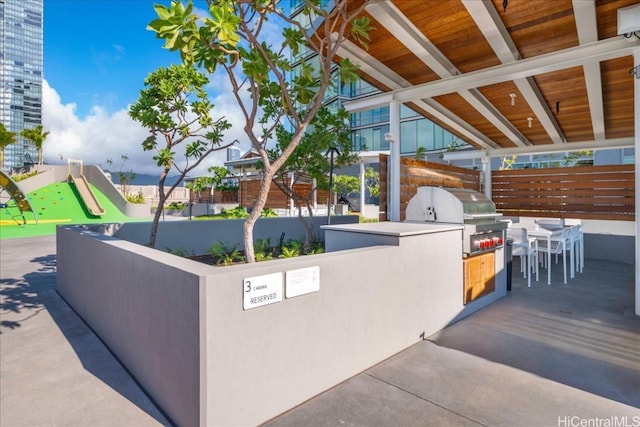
[509,93,516,106]
[618,4,640,41]
[384,132,394,143]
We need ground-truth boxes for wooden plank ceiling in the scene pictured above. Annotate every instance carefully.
[339,0,638,151]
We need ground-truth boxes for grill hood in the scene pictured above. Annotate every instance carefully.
[406,186,502,224]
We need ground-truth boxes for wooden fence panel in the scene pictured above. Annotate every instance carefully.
[223,162,634,222]
[492,164,634,221]
[380,159,633,222]
[238,179,329,210]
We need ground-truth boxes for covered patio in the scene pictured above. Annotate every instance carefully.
[336,0,639,314]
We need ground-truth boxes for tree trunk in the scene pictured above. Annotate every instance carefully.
[149,194,165,248]
[300,200,314,251]
[149,170,169,248]
[244,171,274,263]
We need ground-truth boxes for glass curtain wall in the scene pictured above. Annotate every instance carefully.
[348,80,466,155]
[289,0,468,158]
[0,0,43,171]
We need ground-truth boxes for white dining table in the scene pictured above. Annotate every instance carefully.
[526,226,564,285]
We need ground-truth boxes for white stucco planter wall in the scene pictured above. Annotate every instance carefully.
[56,219,506,425]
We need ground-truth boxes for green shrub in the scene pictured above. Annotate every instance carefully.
[254,238,274,261]
[210,206,249,219]
[167,201,185,210]
[207,241,245,266]
[11,171,38,182]
[126,191,146,204]
[305,241,325,255]
[261,208,277,218]
[279,240,301,258]
[165,247,192,257]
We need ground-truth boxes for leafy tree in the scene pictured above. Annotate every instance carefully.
[106,153,137,198]
[186,165,228,202]
[364,166,380,202]
[439,138,465,162]
[20,125,49,172]
[563,150,593,167]
[0,123,16,170]
[148,0,373,262]
[129,64,232,248]
[268,106,358,248]
[333,174,359,199]
[500,155,517,170]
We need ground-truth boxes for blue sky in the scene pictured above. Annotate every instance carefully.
[42,0,258,175]
[45,0,181,118]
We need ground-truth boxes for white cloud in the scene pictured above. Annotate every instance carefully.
[42,79,253,177]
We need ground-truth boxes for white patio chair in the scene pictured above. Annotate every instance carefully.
[569,225,584,274]
[537,227,571,284]
[507,227,539,287]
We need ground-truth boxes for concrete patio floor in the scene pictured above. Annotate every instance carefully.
[1,235,638,426]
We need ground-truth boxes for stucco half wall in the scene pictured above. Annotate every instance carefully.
[56,219,507,425]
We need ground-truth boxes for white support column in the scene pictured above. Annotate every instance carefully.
[389,100,401,222]
[359,162,365,215]
[481,152,491,198]
[634,48,640,316]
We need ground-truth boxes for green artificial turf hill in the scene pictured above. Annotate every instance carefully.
[0,181,146,239]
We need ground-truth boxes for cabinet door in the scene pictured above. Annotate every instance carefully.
[463,252,495,305]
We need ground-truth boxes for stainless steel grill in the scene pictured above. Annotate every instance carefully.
[405,186,508,257]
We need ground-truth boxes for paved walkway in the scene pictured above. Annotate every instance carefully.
[1,236,638,426]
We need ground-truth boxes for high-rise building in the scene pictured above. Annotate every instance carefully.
[0,0,43,171]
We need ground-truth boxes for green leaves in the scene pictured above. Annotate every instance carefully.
[282,27,305,57]
[147,1,199,62]
[154,147,175,169]
[350,17,374,50]
[291,61,318,105]
[142,0,373,256]
[337,57,361,85]
[239,46,270,82]
[148,0,242,70]
[129,63,230,197]
[206,3,241,46]
[333,174,359,198]
[270,105,358,193]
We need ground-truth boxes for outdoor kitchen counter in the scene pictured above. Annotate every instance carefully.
[322,219,507,333]
[322,221,463,252]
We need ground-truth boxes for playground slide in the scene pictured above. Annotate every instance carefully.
[69,174,106,216]
[0,170,38,224]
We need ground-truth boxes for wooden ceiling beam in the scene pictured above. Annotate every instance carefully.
[573,0,606,141]
[337,34,497,149]
[367,0,530,147]
[343,37,637,113]
[463,0,566,144]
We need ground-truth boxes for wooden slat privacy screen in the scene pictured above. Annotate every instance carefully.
[492,165,635,221]
[224,161,634,221]
[238,179,329,210]
[379,158,634,222]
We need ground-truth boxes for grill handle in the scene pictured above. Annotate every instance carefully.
[463,213,503,220]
